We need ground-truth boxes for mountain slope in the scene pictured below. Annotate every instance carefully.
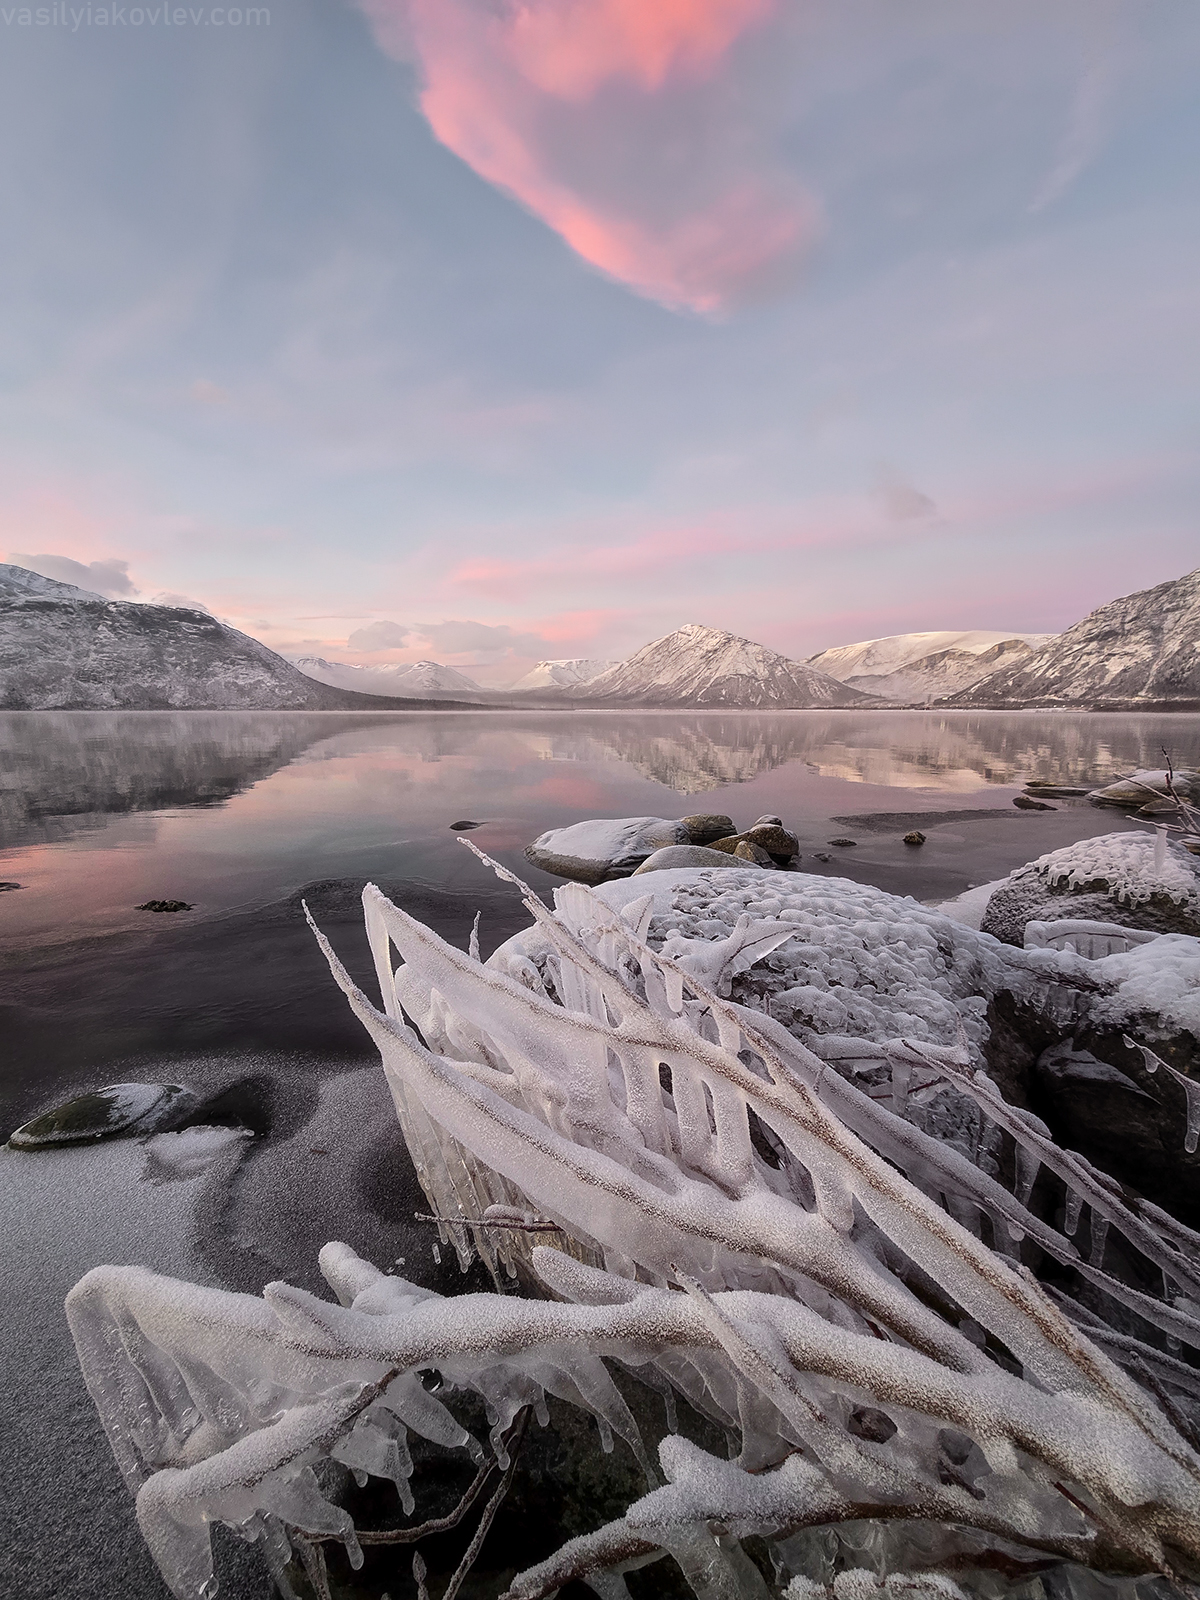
[0,564,441,710]
[572,623,868,708]
[509,658,618,691]
[292,656,487,700]
[809,629,1053,701]
[947,567,1200,708]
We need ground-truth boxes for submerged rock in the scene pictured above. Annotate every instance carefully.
[137,899,193,913]
[8,1082,198,1149]
[1013,795,1055,811]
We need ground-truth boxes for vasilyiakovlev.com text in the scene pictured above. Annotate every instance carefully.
[3,4,268,23]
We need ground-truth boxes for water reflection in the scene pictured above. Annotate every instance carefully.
[0,712,402,850]
[2,710,1197,853]
[541,711,1196,795]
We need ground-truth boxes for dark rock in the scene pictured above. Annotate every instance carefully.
[0,881,22,891]
[814,852,831,863]
[679,813,737,845]
[903,831,926,846]
[847,1406,897,1444]
[705,834,745,855]
[734,839,775,867]
[751,814,784,828]
[1036,1042,1155,1099]
[827,838,857,848]
[449,820,482,830]
[7,1082,198,1149]
[1013,795,1055,811]
[137,899,194,912]
[744,823,799,858]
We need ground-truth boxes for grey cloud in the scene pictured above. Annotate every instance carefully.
[10,552,137,597]
[346,620,414,651]
[346,619,550,659]
[874,469,936,522]
[413,619,549,656]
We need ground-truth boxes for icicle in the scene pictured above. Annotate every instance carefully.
[469,912,481,963]
[890,1057,911,1117]
[1155,825,1168,874]
[413,1551,431,1600]
[1015,1144,1040,1207]
[1063,1189,1083,1236]
[1123,1035,1200,1151]
[1090,1214,1110,1266]
[662,963,685,1016]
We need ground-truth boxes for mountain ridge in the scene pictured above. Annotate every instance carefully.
[292,655,489,701]
[945,567,1200,708]
[570,623,869,708]
[0,565,461,711]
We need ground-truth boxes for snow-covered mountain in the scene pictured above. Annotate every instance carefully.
[947,567,1200,708]
[0,564,422,710]
[292,656,486,701]
[509,658,618,692]
[571,623,868,708]
[808,630,1053,701]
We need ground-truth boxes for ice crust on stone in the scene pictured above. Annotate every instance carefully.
[66,852,1200,1600]
[1027,831,1200,912]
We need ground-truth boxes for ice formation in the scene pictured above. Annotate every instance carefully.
[1027,832,1200,914]
[67,851,1200,1600]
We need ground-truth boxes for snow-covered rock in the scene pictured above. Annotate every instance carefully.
[573,623,867,708]
[948,565,1200,707]
[1089,768,1200,810]
[980,830,1200,945]
[809,630,1052,702]
[0,563,393,710]
[509,658,618,691]
[525,816,688,882]
[291,656,486,700]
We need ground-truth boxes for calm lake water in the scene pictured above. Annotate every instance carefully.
[2,708,1197,1112]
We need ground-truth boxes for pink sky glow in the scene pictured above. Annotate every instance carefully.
[359,0,814,312]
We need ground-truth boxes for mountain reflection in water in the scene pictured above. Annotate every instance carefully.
[2,710,1197,853]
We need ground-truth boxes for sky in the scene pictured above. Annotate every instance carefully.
[0,0,1197,686]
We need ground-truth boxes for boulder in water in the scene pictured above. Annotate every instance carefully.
[7,1083,198,1150]
[525,816,687,884]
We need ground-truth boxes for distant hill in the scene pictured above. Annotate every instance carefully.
[509,658,618,691]
[292,656,489,701]
[571,623,868,708]
[0,565,450,710]
[808,629,1053,702]
[946,567,1200,708]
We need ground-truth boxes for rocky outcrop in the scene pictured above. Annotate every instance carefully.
[946,566,1200,708]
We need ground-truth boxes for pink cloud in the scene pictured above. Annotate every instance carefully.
[358,0,817,312]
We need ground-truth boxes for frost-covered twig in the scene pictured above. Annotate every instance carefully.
[66,857,1200,1598]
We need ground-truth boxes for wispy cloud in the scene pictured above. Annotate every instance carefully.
[358,0,818,312]
[8,550,137,598]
